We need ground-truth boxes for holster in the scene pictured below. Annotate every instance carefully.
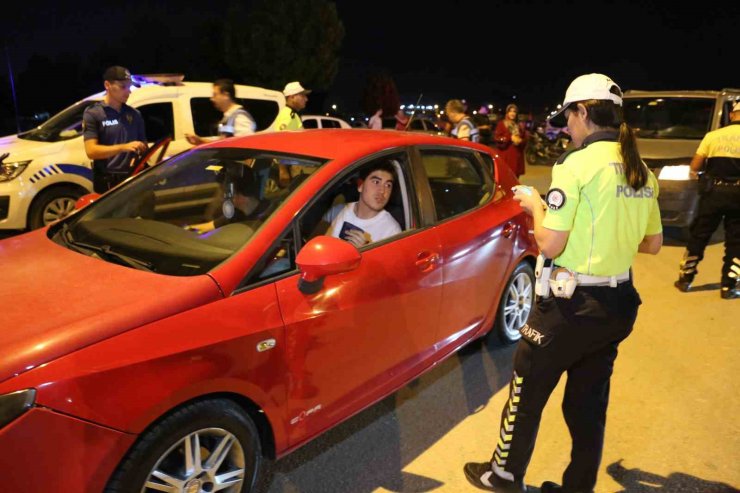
[697,172,714,195]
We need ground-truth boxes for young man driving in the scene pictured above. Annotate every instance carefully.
[325,162,402,248]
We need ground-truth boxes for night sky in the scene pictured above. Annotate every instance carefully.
[3,0,739,118]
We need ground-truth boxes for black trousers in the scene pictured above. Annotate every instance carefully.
[93,163,129,194]
[491,282,640,493]
[686,185,740,288]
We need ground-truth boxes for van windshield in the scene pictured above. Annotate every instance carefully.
[18,100,99,142]
[623,97,714,140]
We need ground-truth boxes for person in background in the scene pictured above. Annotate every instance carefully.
[275,81,311,185]
[464,73,662,493]
[394,109,410,130]
[368,108,383,130]
[445,99,480,142]
[674,99,740,299]
[185,78,256,145]
[83,65,147,193]
[494,103,528,178]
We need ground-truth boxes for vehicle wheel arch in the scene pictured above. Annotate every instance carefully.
[492,256,536,344]
[133,392,278,461]
[26,182,89,230]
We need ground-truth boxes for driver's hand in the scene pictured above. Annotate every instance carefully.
[344,229,369,248]
[185,133,201,146]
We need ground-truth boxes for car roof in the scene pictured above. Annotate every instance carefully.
[206,128,492,160]
[81,81,284,102]
[623,89,724,98]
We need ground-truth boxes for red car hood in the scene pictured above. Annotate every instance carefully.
[0,229,223,384]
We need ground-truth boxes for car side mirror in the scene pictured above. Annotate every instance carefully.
[75,193,101,210]
[296,235,361,294]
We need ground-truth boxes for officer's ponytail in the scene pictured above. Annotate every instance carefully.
[586,100,648,190]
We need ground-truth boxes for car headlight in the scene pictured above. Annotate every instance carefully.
[0,389,36,428]
[658,164,693,181]
[0,160,31,182]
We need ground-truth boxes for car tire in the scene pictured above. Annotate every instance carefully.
[105,399,266,493]
[28,186,85,230]
[495,261,535,344]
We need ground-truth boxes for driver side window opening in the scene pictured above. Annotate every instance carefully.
[298,152,414,248]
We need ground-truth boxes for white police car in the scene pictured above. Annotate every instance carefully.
[0,74,285,230]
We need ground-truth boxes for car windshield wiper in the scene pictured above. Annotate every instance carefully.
[58,225,154,272]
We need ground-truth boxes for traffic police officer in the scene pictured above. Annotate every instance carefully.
[675,100,740,299]
[275,81,311,185]
[83,66,147,193]
[464,74,663,493]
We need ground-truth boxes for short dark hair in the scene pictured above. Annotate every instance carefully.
[213,79,236,100]
[361,161,396,182]
[219,162,258,196]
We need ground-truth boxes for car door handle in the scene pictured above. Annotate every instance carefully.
[502,222,515,238]
[415,251,440,272]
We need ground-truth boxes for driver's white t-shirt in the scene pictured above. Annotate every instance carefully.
[325,202,401,244]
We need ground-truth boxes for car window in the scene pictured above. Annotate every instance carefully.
[138,102,175,142]
[297,152,412,248]
[236,98,280,131]
[53,147,327,276]
[322,119,341,128]
[623,97,714,140]
[420,150,493,221]
[190,98,221,137]
[17,99,98,142]
[302,118,319,129]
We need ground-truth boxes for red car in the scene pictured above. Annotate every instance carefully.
[0,130,536,492]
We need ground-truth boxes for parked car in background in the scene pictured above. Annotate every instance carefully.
[622,88,740,236]
[0,129,536,492]
[0,74,284,231]
[301,114,351,129]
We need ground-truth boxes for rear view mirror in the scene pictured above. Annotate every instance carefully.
[75,193,101,210]
[296,236,361,294]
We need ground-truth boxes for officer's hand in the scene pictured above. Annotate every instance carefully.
[344,229,369,248]
[122,141,147,154]
[512,186,542,215]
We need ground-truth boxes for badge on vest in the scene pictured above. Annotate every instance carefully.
[546,188,566,210]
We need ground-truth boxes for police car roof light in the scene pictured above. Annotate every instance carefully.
[132,74,186,87]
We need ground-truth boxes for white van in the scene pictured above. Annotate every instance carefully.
[0,75,285,230]
[622,88,740,237]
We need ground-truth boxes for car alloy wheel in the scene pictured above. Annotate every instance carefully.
[42,196,77,225]
[105,399,264,493]
[143,427,246,492]
[497,262,534,343]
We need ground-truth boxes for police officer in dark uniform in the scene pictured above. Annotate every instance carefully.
[464,74,663,493]
[675,100,740,299]
[83,66,147,193]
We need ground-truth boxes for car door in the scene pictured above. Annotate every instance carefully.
[414,147,515,350]
[270,151,444,444]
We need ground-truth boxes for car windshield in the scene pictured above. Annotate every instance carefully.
[623,97,714,140]
[51,147,327,276]
[18,99,99,142]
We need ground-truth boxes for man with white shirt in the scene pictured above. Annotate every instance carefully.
[185,79,256,145]
[325,162,402,247]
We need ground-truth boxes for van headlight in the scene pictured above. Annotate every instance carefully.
[658,165,692,181]
[0,160,31,182]
[0,389,36,428]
